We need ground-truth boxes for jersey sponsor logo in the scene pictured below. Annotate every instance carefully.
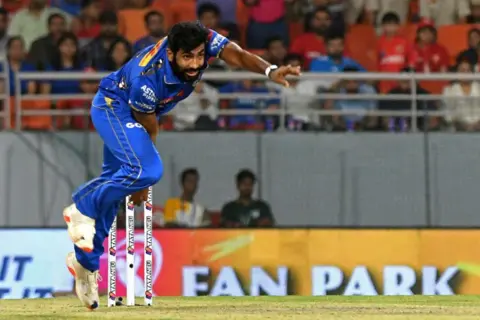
[210,33,226,54]
[159,90,184,105]
[141,85,157,103]
[126,122,143,129]
[139,38,165,67]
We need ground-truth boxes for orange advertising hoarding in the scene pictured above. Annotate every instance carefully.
[99,229,480,296]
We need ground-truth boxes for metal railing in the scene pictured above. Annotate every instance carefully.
[9,71,480,131]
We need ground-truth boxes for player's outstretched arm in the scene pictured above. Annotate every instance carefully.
[219,42,301,87]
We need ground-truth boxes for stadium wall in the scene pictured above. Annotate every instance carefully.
[0,132,480,227]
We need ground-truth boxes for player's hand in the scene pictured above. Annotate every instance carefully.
[269,65,301,88]
[130,188,148,205]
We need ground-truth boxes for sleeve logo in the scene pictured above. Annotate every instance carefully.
[141,85,157,103]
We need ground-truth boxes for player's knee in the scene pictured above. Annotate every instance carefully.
[139,155,163,186]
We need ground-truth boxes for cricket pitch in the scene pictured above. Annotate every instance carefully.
[1,296,480,319]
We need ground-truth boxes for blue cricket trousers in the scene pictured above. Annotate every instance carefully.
[72,89,163,271]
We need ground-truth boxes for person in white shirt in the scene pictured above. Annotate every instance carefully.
[442,60,480,131]
[172,81,219,130]
[267,53,322,130]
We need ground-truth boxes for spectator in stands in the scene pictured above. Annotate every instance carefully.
[56,67,97,130]
[197,0,237,24]
[0,8,9,55]
[377,12,416,92]
[419,0,470,26]
[71,0,101,47]
[355,0,411,26]
[7,0,71,50]
[413,21,449,73]
[197,2,239,40]
[270,53,322,131]
[262,36,287,67]
[163,168,210,228]
[302,0,345,33]
[50,0,82,16]
[244,0,289,49]
[219,79,280,130]
[310,31,365,90]
[172,81,219,131]
[82,11,126,68]
[456,28,480,69]
[221,169,274,227]
[133,11,165,53]
[46,32,84,96]
[380,67,439,131]
[442,60,480,131]
[467,0,480,23]
[1,36,36,96]
[290,6,331,69]
[325,66,377,131]
[105,39,132,71]
[28,13,67,70]
[310,31,365,72]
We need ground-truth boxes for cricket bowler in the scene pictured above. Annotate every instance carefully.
[63,21,300,309]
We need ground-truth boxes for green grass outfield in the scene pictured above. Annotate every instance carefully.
[1,296,480,319]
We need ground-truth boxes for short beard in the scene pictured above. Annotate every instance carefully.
[170,57,202,83]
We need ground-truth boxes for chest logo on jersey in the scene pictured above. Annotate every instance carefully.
[159,90,185,105]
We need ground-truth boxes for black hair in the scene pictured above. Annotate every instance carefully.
[167,21,209,54]
[313,6,331,18]
[81,0,96,9]
[99,11,118,25]
[51,32,82,70]
[265,36,284,50]
[48,13,65,26]
[6,36,24,61]
[180,168,199,184]
[400,67,415,73]
[144,10,163,25]
[197,2,221,18]
[304,6,331,33]
[456,58,475,72]
[106,38,133,71]
[342,65,360,72]
[381,12,400,25]
[236,169,256,185]
[0,7,8,17]
[324,30,344,43]
[283,53,303,65]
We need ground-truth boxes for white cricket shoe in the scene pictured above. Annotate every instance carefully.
[66,252,100,310]
[63,204,95,253]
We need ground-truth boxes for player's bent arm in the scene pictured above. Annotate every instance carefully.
[129,76,160,141]
[132,110,159,141]
[220,42,301,87]
[220,42,271,74]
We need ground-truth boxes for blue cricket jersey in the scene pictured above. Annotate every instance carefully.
[98,29,230,117]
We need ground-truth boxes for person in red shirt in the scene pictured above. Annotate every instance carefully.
[71,0,101,46]
[413,21,449,73]
[377,12,416,93]
[290,6,331,69]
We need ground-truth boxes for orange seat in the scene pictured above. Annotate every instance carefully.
[346,25,378,71]
[118,9,150,43]
[399,24,418,43]
[169,0,196,25]
[236,0,249,46]
[420,80,448,94]
[437,24,471,63]
[9,98,52,130]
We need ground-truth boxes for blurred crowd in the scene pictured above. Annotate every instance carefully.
[1,0,480,132]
